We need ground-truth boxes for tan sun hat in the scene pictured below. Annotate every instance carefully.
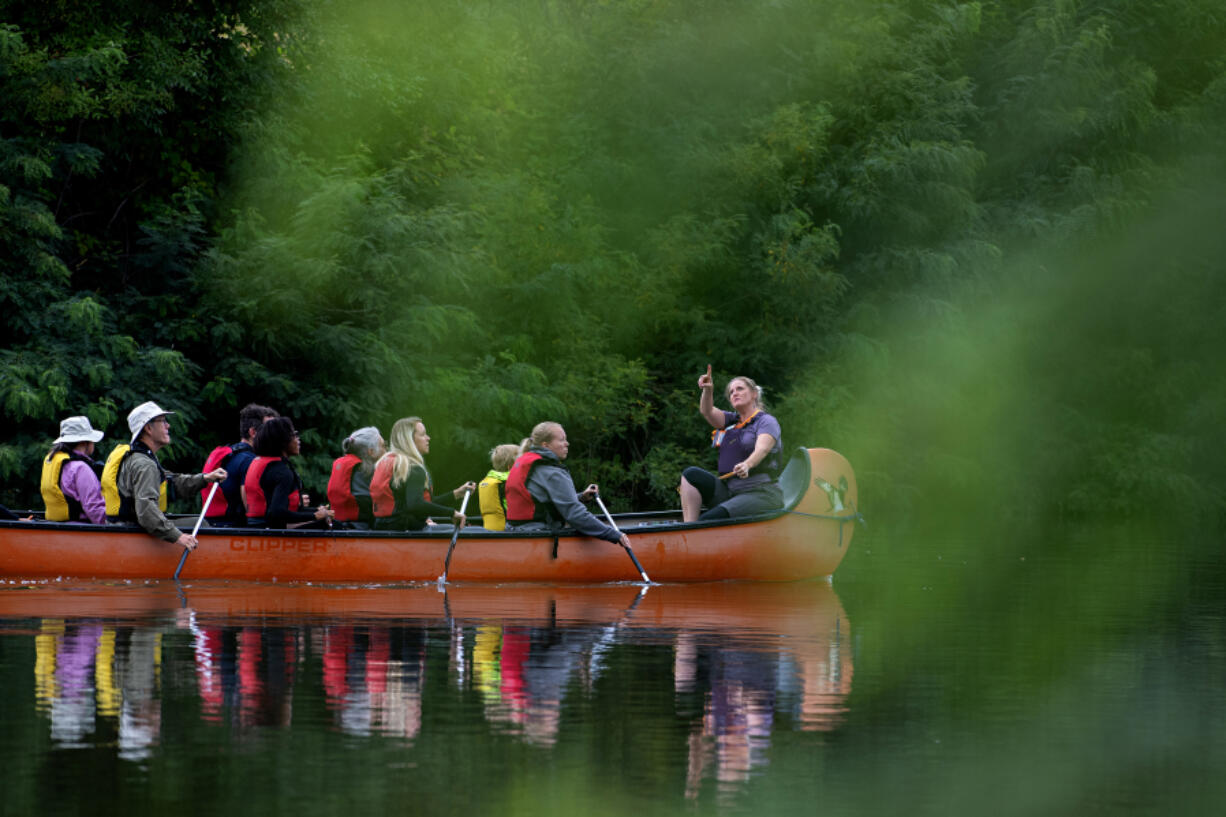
[127,401,176,443]
[53,416,105,445]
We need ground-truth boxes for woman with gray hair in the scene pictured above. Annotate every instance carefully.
[327,426,386,528]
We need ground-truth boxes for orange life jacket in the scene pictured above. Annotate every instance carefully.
[201,442,243,518]
[327,454,363,522]
[505,451,566,525]
[711,409,761,447]
[244,456,300,519]
[370,453,432,519]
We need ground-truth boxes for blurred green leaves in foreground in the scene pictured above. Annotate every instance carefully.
[4,5,1225,812]
[1,0,1224,558]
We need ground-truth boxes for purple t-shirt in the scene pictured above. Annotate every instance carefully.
[717,410,782,491]
[60,459,107,524]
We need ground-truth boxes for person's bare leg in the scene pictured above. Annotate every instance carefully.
[680,476,702,522]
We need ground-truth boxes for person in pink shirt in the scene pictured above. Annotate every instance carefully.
[39,416,107,524]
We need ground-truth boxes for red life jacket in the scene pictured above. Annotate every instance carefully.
[370,454,432,519]
[244,456,300,519]
[506,451,564,524]
[201,443,241,517]
[370,455,397,519]
[327,454,363,522]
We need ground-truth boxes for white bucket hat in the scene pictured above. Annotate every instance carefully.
[53,416,105,445]
[127,401,176,443]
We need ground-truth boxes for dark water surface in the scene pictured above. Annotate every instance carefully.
[1,536,1222,817]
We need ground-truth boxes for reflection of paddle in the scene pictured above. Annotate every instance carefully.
[437,489,473,586]
[594,495,652,584]
[174,482,217,581]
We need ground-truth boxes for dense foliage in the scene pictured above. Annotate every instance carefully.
[2,0,1223,542]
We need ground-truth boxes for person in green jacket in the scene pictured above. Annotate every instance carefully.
[115,401,226,551]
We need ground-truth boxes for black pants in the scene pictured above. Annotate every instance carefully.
[682,467,784,520]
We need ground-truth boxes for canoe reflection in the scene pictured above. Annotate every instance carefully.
[7,580,852,796]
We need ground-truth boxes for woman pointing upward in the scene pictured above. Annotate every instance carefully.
[678,365,784,522]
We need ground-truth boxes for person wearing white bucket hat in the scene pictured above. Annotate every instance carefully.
[40,416,107,523]
[111,401,227,550]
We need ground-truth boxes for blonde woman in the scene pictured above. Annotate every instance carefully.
[505,422,629,548]
[371,417,476,531]
[678,365,784,522]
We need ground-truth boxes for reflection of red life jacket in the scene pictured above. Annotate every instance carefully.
[365,628,390,696]
[506,452,563,524]
[323,627,353,705]
[201,443,242,517]
[371,454,432,519]
[327,454,363,522]
[238,628,263,719]
[244,456,300,519]
[500,627,530,720]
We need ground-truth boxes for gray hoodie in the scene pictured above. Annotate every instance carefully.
[516,447,620,543]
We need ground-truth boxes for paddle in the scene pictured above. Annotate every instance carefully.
[437,488,473,585]
[174,481,217,580]
[594,494,652,584]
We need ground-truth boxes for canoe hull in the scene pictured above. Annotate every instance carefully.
[0,448,859,583]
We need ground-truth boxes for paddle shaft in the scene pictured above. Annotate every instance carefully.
[174,481,218,580]
[594,495,651,584]
[438,489,473,584]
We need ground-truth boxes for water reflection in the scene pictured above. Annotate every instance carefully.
[34,619,162,759]
[3,580,852,799]
[674,602,852,800]
[187,618,299,730]
[470,621,616,746]
[320,625,425,738]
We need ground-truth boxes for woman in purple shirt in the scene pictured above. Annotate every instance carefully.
[39,416,107,524]
[679,365,784,522]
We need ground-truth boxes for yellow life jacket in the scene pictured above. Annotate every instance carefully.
[41,449,101,522]
[479,469,509,531]
[41,451,78,522]
[101,443,167,520]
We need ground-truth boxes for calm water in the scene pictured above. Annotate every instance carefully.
[1,534,1222,817]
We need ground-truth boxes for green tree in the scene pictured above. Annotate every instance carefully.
[0,1,303,505]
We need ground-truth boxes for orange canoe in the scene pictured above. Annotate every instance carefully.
[0,448,860,583]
